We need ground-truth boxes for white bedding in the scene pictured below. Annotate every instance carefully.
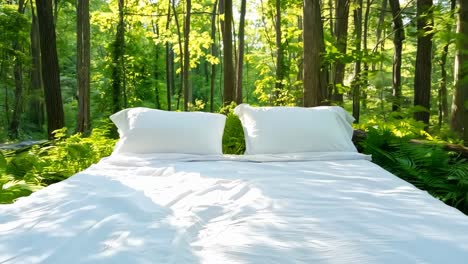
[1,153,468,263]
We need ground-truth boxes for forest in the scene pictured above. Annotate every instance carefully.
[0,0,468,212]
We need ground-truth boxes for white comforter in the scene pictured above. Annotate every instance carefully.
[1,152,468,263]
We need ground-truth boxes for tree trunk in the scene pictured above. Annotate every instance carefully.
[183,0,191,111]
[303,0,325,107]
[235,0,246,105]
[36,0,65,138]
[29,2,44,132]
[372,0,387,71]
[152,22,161,110]
[352,0,362,123]
[332,0,350,104]
[172,0,184,110]
[2,53,10,126]
[9,0,26,138]
[439,0,456,127]
[451,0,468,145]
[414,0,433,125]
[111,0,125,114]
[389,0,405,112]
[165,0,172,111]
[76,0,91,134]
[296,15,304,105]
[210,0,218,112]
[222,0,235,105]
[361,0,371,110]
[274,0,284,103]
[328,0,334,36]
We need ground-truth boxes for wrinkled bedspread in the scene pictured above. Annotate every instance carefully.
[1,152,468,263]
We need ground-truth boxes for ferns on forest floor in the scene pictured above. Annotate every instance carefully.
[362,127,468,214]
[0,127,116,204]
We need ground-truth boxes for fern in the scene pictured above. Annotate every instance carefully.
[0,127,116,203]
[362,128,468,215]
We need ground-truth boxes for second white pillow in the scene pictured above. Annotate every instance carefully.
[234,104,357,154]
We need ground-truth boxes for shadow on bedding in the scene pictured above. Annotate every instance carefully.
[172,159,468,263]
[0,173,200,264]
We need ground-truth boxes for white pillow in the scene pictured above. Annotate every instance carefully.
[110,107,226,155]
[233,104,357,154]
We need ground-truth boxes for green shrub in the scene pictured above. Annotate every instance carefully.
[219,103,246,155]
[0,127,116,204]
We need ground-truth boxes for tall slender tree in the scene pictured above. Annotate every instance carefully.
[332,0,350,104]
[210,0,218,112]
[223,0,235,105]
[274,0,284,103]
[183,0,192,111]
[111,0,125,114]
[76,0,91,133]
[235,0,246,104]
[303,0,325,106]
[372,0,387,72]
[414,0,433,125]
[36,0,65,138]
[352,0,362,123]
[9,0,26,138]
[29,1,44,132]
[389,0,405,112]
[438,0,456,126]
[451,0,468,145]
[172,0,184,110]
[165,0,172,111]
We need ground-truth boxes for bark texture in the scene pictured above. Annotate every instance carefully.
[303,0,325,107]
[414,0,433,126]
[36,0,65,138]
[76,0,91,133]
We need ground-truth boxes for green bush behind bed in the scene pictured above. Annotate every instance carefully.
[1,112,467,216]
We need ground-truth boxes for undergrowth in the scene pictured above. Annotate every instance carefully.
[0,127,116,204]
[361,126,468,214]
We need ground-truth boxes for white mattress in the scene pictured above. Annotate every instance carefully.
[1,152,467,263]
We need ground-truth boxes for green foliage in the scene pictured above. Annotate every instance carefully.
[0,127,116,204]
[220,103,246,155]
[361,126,468,215]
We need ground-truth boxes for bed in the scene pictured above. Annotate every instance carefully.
[2,105,468,263]
[1,152,468,263]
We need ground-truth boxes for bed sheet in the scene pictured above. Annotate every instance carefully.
[1,152,467,263]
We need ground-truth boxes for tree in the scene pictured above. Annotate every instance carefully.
[36,0,65,138]
[303,0,325,107]
[171,0,184,110]
[111,0,125,114]
[76,0,91,133]
[165,0,172,111]
[414,0,433,125]
[332,0,350,104]
[8,0,26,138]
[438,0,456,126]
[274,0,284,103]
[223,0,235,105]
[29,1,44,132]
[389,0,405,112]
[352,0,362,123]
[372,0,387,72]
[183,0,192,111]
[210,0,218,112]
[451,0,468,145]
[235,0,246,104]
